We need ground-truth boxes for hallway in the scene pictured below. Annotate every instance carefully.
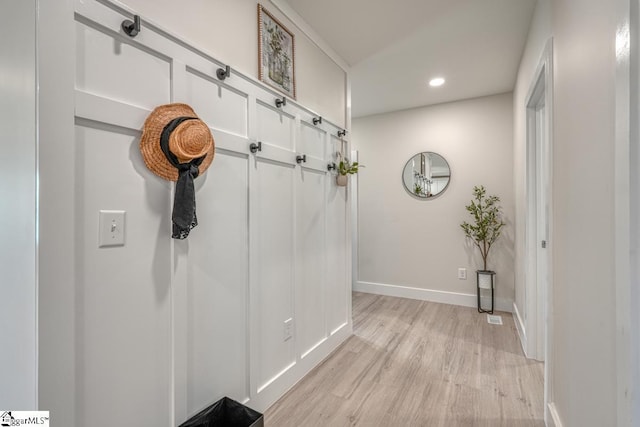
[265,292,544,426]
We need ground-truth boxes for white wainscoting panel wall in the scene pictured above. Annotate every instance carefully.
[185,151,250,413]
[296,168,327,358]
[253,159,296,393]
[70,1,352,425]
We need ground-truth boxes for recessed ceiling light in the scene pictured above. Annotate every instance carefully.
[429,77,445,87]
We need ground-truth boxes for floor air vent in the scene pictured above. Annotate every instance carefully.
[487,314,503,325]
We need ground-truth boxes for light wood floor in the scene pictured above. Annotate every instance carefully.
[264,292,544,427]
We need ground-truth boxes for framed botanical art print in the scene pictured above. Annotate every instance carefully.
[258,4,296,99]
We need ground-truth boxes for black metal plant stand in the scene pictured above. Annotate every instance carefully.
[476,270,496,314]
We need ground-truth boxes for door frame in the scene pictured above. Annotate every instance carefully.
[526,83,547,363]
[614,0,637,425]
[524,38,553,423]
[350,149,359,286]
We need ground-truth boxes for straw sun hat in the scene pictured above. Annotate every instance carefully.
[140,103,215,239]
[140,103,215,181]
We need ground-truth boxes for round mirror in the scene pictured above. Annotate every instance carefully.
[402,152,451,199]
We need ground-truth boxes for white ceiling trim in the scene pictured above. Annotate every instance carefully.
[267,0,351,73]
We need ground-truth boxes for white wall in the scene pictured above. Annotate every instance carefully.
[353,93,515,310]
[615,0,637,422]
[549,0,618,424]
[630,1,640,422]
[118,0,346,127]
[513,0,551,333]
[36,1,351,425]
[0,0,37,410]
[38,0,77,423]
[514,2,624,424]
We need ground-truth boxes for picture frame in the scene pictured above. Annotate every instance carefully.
[258,4,296,99]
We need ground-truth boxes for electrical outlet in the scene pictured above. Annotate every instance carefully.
[458,268,467,280]
[283,318,293,341]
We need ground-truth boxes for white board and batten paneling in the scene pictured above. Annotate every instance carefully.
[327,135,350,334]
[296,123,328,359]
[71,1,351,425]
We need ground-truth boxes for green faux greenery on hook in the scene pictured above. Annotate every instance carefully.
[460,185,505,271]
[337,152,364,176]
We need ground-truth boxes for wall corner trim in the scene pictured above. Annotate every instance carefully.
[512,302,528,356]
[354,281,513,313]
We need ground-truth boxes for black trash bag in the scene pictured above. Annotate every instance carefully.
[179,397,264,427]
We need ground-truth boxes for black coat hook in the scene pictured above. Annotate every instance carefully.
[327,162,336,171]
[216,65,231,81]
[313,116,322,126]
[275,97,287,108]
[121,14,140,38]
[296,154,307,164]
[249,141,262,153]
[337,129,347,137]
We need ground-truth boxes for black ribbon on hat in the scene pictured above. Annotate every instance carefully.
[160,116,206,239]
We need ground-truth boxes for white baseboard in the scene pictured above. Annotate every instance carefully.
[354,281,513,313]
[512,302,527,355]
[546,402,563,427]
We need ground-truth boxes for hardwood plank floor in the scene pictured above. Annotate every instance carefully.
[264,292,544,427]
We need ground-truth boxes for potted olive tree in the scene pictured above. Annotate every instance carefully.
[336,153,363,187]
[460,185,505,313]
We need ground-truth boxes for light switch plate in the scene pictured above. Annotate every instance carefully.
[99,210,126,247]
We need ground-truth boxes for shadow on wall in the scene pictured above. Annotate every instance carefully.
[129,134,172,304]
[494,217,515,295]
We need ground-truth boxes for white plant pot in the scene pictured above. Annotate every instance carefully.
[336,174,348,187]
[477,270,495,289]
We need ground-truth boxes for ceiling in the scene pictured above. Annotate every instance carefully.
[282,0,536,117]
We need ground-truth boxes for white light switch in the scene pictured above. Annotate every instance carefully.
[99,210,126,247]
